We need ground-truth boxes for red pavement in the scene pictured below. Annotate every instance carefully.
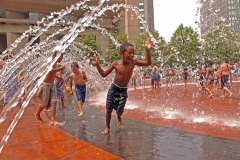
[0,98,122,160]
[90,82,240,141]
[1,82,240,159]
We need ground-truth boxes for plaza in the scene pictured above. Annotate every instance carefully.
[1,82,240,159]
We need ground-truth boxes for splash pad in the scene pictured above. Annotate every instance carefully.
[0,0,240,159]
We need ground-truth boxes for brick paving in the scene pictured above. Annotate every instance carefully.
[1,82,240,159]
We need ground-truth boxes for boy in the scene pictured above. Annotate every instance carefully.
[35,53,65,125]
[91,37,152,135]
[69,62,88,116]
[182,68,188,88]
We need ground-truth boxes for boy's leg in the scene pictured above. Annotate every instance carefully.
[61,97,67,109]
[35,107,44,122]
[116,112,123,126]
[101,108,113,135]
[78,100,83,115]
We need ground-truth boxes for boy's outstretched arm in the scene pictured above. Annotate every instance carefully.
[136,37,152,66]
[145,37,152,65]
[91,54,114,77]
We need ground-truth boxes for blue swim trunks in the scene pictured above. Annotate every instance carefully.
[154,73,160,81]
[208,77,214,82]
[75,84,86,103]
[106,83,128,113]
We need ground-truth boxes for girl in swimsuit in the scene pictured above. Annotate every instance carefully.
[205,61,214,98]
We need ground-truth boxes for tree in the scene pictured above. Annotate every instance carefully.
[74,33,102,62]
[135,30,166,66]
[204,21,240,64]
[104,33,128,65]
[169,24,201,68]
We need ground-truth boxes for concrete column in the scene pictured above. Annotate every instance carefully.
[6,32,25,54]
[124,0,140,45]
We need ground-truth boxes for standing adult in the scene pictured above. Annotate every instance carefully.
[219,57,233,98]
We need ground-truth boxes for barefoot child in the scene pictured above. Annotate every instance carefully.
[205,61,214,98]
[69,62,88,116]
[35,52,65,125]
[182,68,188,88]
[91,37,152,135]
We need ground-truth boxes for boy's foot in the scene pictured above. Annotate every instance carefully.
[229,93,233,98]
[62,106,68,110]
[35,114,43,122]
[78,112,83,116]
[101,128,110,135]
[117,116,122,126]
[208,94,213,98]
[220,95,225,98]
[50,120,63,126]
[43,108,51,112]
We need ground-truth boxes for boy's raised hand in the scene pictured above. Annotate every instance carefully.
[91,53,98,65]
[145,37,153,50]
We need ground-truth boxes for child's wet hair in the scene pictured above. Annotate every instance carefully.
[71,62,79,68]
[120,42,134,53]
[222,57,228,63]
[208,60,213,66]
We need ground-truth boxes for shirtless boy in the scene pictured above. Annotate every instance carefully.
[35,53,65,125]
[91,38,152,135]
[69,62,88,116]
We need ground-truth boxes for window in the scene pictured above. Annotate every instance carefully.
[139,5,144,9]
[62,15,69,22]
[29,12,39,20]
[140,29,145,33]
[0,9,5,18]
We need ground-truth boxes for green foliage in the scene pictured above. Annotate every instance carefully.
[168,24,201,68]
[74,33,102,61]
[204,21,240,64]
[104,33,128,65]
[135,30,166,66]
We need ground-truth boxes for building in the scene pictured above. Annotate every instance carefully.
[0,0,151,54]
[138,0,154,33]
[200,0,240,38]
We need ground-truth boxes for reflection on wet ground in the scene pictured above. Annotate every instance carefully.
[55,83,240,160]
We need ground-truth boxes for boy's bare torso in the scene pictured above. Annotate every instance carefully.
[44,63,58,84]
[112,60,135,87]
[71,69,87,85]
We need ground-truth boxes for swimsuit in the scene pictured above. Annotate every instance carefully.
[75,84,86,103]
[54,78,64,98]
[208,77,214,82]
[153,73,160,81]
[37,82,58,109]
[106,83,128,113]
[221,74,230,89]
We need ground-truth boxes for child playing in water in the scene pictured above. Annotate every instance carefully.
[213,68,220,90]
[91,37,152,135]
[69,62,88,116]
[182,68,188,88]
[35,52,65,125]
[54,71,67,109]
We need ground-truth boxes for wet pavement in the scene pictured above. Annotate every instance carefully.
[1,82,240,159]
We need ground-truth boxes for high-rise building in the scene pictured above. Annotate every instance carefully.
[138,0,155,33]
[0,0,153,54]
[200,0,240,38]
